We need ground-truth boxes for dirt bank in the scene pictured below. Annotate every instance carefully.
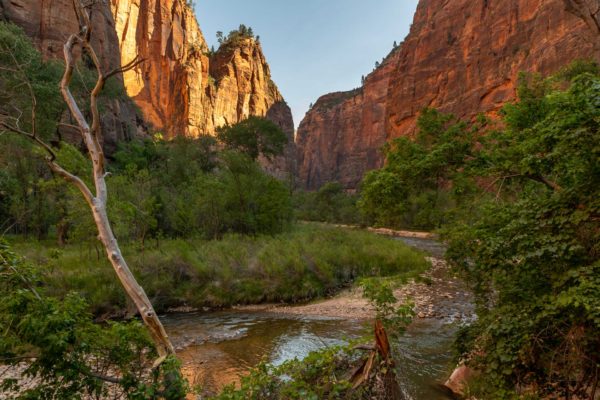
[239,257,474,323]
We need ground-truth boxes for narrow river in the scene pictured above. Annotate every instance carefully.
[162,237,474,399]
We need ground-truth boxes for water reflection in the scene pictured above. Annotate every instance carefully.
[163,312,365,395]
[164,237,468,399]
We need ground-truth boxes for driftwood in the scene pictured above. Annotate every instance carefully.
[350,320,404,399]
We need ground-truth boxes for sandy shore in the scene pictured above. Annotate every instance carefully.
[234,257,474,324]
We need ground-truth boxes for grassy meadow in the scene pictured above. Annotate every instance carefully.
[9,224,429,317]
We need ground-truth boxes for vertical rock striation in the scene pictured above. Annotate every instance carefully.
[110,0,295,175]
[296,51,401,190]
[2,0,295,176]
[0,0,144,152]
[296,0,599,190]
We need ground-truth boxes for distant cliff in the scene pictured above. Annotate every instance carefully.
[1,0,295,176]
[296,0,599,190]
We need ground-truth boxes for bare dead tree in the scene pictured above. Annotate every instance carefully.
[0,0,173,362]
[563,0,600,51]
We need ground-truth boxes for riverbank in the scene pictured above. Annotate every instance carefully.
[256,257,473,323]
[8,224,430,318]
[167,236,475,399]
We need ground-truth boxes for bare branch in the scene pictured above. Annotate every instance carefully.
[106,55,145,80]
[0,121,57,161]
[58,122,82,131]
[0,43,37,137]
[47,159,95,207]
[525,173,563,192]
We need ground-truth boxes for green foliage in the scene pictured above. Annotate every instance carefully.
[216,24,255,47]
[213,346,362,400]
[2,94,292,243]
[0,22,64,140]
[11,224,429,315]
[293,182,362,225]
[360,278,414,339]
[444,63,600,398]
[359,108,477,229]
[216,116,288,161]
[0,240,188,399]
[0,22,129,240]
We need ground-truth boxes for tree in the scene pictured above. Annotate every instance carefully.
[216,31,224,45]
[0,1,175,363]
[216,116,288,161]
[445,63,600,398]
[359,108,476,229]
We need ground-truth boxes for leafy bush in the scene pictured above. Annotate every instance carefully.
[293,182,362,225]
[0,240,188,399]
[359,108,478,230]
[444,63,600,398]
[216,116,288,161]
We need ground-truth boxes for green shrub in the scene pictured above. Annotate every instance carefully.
[0,240,188,399]
[445,63,600,398]
[294,182,362,225]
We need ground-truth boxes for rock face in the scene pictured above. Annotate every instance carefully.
[297,51,400,190]
[2,0,295,176]
[0,0,144,152]
[297,0,600,190]
[110,0,295,176]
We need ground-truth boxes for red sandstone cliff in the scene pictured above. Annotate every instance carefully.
[1,0,295,176]
[297,0,600,190]
[0,0,144,151]
[110,0,294,157]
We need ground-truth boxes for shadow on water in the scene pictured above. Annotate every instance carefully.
[164,236,472,399]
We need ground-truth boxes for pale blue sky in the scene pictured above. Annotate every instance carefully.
[195,1,419,128]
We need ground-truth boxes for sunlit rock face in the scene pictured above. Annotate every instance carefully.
[110,1,293,139]
[2,0,295,176]
[296,0,599,191]
[110,0,209,137]
[111,0,296,177]
[0,0,144,152]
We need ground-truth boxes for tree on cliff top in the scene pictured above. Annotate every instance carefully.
[217,24,256,48]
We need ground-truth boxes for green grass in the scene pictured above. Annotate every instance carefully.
[9,224,429,316]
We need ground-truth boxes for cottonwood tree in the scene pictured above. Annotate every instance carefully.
[0,1,175,361]
[563,0,600,50]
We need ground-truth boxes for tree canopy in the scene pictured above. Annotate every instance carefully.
[216,116,288,161]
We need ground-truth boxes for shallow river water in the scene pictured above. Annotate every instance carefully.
[162,237,473,399]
